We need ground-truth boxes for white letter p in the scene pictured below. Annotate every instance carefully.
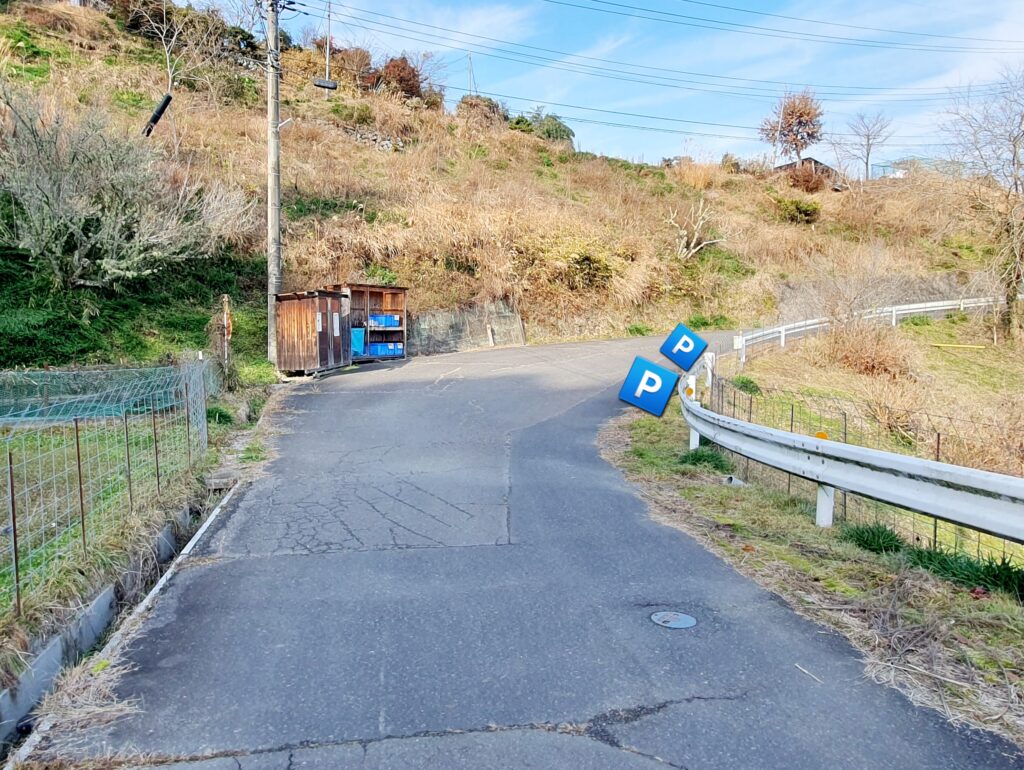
[673,335,695,355]
[634,370,662,399]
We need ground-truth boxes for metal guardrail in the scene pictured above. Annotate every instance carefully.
[733,297,997,362]
[680,380,1024,542]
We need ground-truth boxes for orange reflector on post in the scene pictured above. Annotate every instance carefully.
[815,431,829,440]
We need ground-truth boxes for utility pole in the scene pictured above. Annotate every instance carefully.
[266,0,282,364]
[324,0,331,99]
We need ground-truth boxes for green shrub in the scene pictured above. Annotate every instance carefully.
[206,405,234,425]
[731,375,761,395]
[906,549,1024,601]
[365,263,398,286]
[627,323,653,337]
[509,115,532,133]
[687,313,731,330]
[839,523,905,554]
[678,447,734,474]
[774,196,821,224]
[331,102,373,125]
[901,313,933,325]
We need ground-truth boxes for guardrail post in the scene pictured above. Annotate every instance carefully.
[779,326,786,348]
[891,307,898,327]
[740,336,746,365]
[686,376,700,451]
[816,484,835,527]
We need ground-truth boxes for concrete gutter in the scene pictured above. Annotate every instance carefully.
[2,484,239,765]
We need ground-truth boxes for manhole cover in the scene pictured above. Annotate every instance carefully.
[650,611,697,629]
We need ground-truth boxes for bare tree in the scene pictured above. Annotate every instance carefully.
[220,0,261,38]
[835,111,893,182]
[760,89,824,165]
[947,66,1024,340]
[0,88,253,292]
[131,0,227,93]
[666,198,723,261]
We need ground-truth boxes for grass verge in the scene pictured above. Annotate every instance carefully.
[600,403,1024,750]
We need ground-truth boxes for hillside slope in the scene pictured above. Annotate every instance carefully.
[0,3,999,363]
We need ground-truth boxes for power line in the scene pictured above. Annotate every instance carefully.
[668,0,1024,45]
[441,84,950,143]
[291,1,1002,104]
[441,85,952,147]
[544,0,1024,54]
[295,0,1008,95]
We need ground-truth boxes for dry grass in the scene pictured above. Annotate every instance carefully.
[600,411,1024,752]
[0,4,1000,340]
[820,323,921,379]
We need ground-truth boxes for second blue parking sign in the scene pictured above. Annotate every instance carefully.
[618,357,680,417]
[659,323,708,371]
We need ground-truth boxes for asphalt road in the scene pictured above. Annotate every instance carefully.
[36,338,1024,769]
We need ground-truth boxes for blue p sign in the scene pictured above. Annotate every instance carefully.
[619,357,680,416]
[660,323,708,371]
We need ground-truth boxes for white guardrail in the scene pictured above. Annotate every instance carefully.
[681,293,1024,542]
[733,296,997,362]
[680,381,1024,541]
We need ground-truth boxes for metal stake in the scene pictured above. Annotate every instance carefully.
[152,408,161,495]
[6,450,21,616]
[933,433,941,548]
[123,412,134,513]
[73,417,88,554]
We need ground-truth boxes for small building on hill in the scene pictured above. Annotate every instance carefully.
[773,157,842,179]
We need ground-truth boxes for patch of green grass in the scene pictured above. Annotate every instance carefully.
[111,89,151,114]
[284,196,374,221]
[900,314,932,327]
[686,313,731,330]
[467,144,488,159]
[694,245,753,277]
[331,101,373,125]
[773,196,821,224]
[627,323,654,337]
[731,375,761,395]
[239,441,266,463]
[906,549,1024,602]
[0,249,267,368]
[206,405,234,425]
[678,447,734,474]
[840,523,906,554]
[238,360,277,387]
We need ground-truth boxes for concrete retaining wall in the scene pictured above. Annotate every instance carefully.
[408,301,526,356]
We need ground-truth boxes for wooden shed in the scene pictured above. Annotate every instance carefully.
[275,288,352,375]
[327,283,408,361]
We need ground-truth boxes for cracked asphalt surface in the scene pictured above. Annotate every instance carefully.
[37,338,1024,768]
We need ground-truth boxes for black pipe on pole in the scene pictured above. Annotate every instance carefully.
[142,93,173,137]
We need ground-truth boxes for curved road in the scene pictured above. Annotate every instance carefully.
[38,339,1024,769]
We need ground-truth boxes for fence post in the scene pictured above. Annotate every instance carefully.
[152,408,161,495]
[73,417,88,554]
[6,450,21,616]
[745,394,753,480]
[123,412,134,514]
[933,432,941,548]
[816,484,835,527]
[841,411,848,521]
[184,379,193,469]
[787,403,795,495]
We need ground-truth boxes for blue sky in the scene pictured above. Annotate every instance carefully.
[281,0,1024,168]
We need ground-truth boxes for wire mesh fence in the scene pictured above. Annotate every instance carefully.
[0,358,209,616]
[702,375,1024,564]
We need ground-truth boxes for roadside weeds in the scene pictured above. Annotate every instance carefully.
[599,408,1024,752]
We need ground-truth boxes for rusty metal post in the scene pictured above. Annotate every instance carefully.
[123,412,134,514]
[184,379,193,469]
[73,417,88,554]
[6,450,21,616]
[152,407,161,495]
